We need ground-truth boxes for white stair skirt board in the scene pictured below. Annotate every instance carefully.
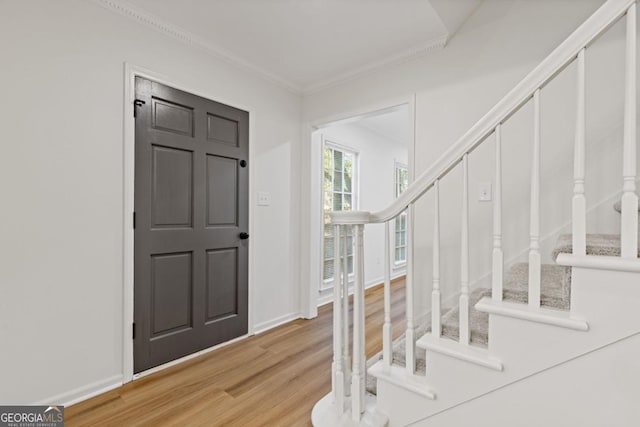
[475,298,589,331]
[311,392,388,427]
[410,332,640,427]
[416,333,503,371]
[368,360,436,400]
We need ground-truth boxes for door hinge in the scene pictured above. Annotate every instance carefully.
[132,322,136,340]
[133,99,146,118]
[133,212,136,229]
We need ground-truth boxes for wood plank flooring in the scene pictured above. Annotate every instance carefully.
[66,278,406,427]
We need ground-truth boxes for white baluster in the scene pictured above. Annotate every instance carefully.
[493,125,504,301]
[573,48,587,256]
[332,225,344,411]
[383,221,392,366]
[529,89,542,308]
[405,207,416,373]
[351,224,366,420]
[432,180,441,337]
[622,3,639,258]
[342,228,350,394]
[460,154,470,346]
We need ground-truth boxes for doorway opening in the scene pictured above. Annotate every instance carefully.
[311,104,413,307]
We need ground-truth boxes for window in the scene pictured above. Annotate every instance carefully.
[394,164,409,264]
[322,143,357,287]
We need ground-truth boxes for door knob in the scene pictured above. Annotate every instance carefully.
[239,232,250,240]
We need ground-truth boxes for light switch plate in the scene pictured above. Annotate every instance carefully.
[257,191,270,206]
[478,182,492,201]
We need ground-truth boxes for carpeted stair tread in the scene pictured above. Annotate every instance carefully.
[367,240,577,395]
[503,262,570,310]
[440,288,492,347]
[551,233,639,260]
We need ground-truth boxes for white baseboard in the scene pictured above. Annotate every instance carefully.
[44,311,305,408]
[253,312,302,334]
[36,374,123,407]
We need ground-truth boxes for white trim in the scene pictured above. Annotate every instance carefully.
[133,333,252,380]
[303,35,448,95]
[368,360,437,400]
[122,62,256,383]
[91,0,449,96]
[36,375,123,407]
[556,254,640,272]
[416,333,504,371]
[475,297,590,331]
[253,312,302,334]
[303,95,416,319]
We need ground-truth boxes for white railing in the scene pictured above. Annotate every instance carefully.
[324,0,638,422]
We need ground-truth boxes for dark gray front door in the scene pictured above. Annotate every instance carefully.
[134,77,249,373]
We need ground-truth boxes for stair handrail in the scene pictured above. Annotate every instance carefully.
[331,0,634,226]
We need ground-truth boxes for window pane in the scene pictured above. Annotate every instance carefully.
[324,147,333,172]
[346,236,353,256]
[334,150,343,171]
[324,237,334,259]
[344,154,352,172]
[324,170,332,192]
[344,173,351,192]
[344,194,352,210]
[324,192,333,213]
[347,255,354,274]
[334,171,343,192]
[333,193,343,211]
[323,259,335,281]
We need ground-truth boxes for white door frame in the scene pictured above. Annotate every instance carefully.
[300,95,416,319]
[122,62,256,383]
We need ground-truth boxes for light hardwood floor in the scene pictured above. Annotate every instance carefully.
[66,278,406,427]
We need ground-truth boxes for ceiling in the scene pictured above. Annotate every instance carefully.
[97,0,481,93]
[357,105,411,147]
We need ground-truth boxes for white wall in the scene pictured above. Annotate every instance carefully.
[317,121,408,303]
[0,0,301,404]
[301,0,632,319]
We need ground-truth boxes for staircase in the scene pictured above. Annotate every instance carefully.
[312,0,640,425]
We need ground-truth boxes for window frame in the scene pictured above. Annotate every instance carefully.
[393,162,409,267]
[321,138,360,290]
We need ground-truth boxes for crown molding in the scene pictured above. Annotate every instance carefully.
[90,0,303,94]
[301,34,448,95]
[91,0,449,97]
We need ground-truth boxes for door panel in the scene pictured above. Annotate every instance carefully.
[206,155,238,226]
[151,145,193,228]
[134,77,249,373]
[150,252,193,337]
[206,248,238,322]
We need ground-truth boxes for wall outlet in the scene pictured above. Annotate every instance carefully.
[257,191,270,206]
[478,182,492,201]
